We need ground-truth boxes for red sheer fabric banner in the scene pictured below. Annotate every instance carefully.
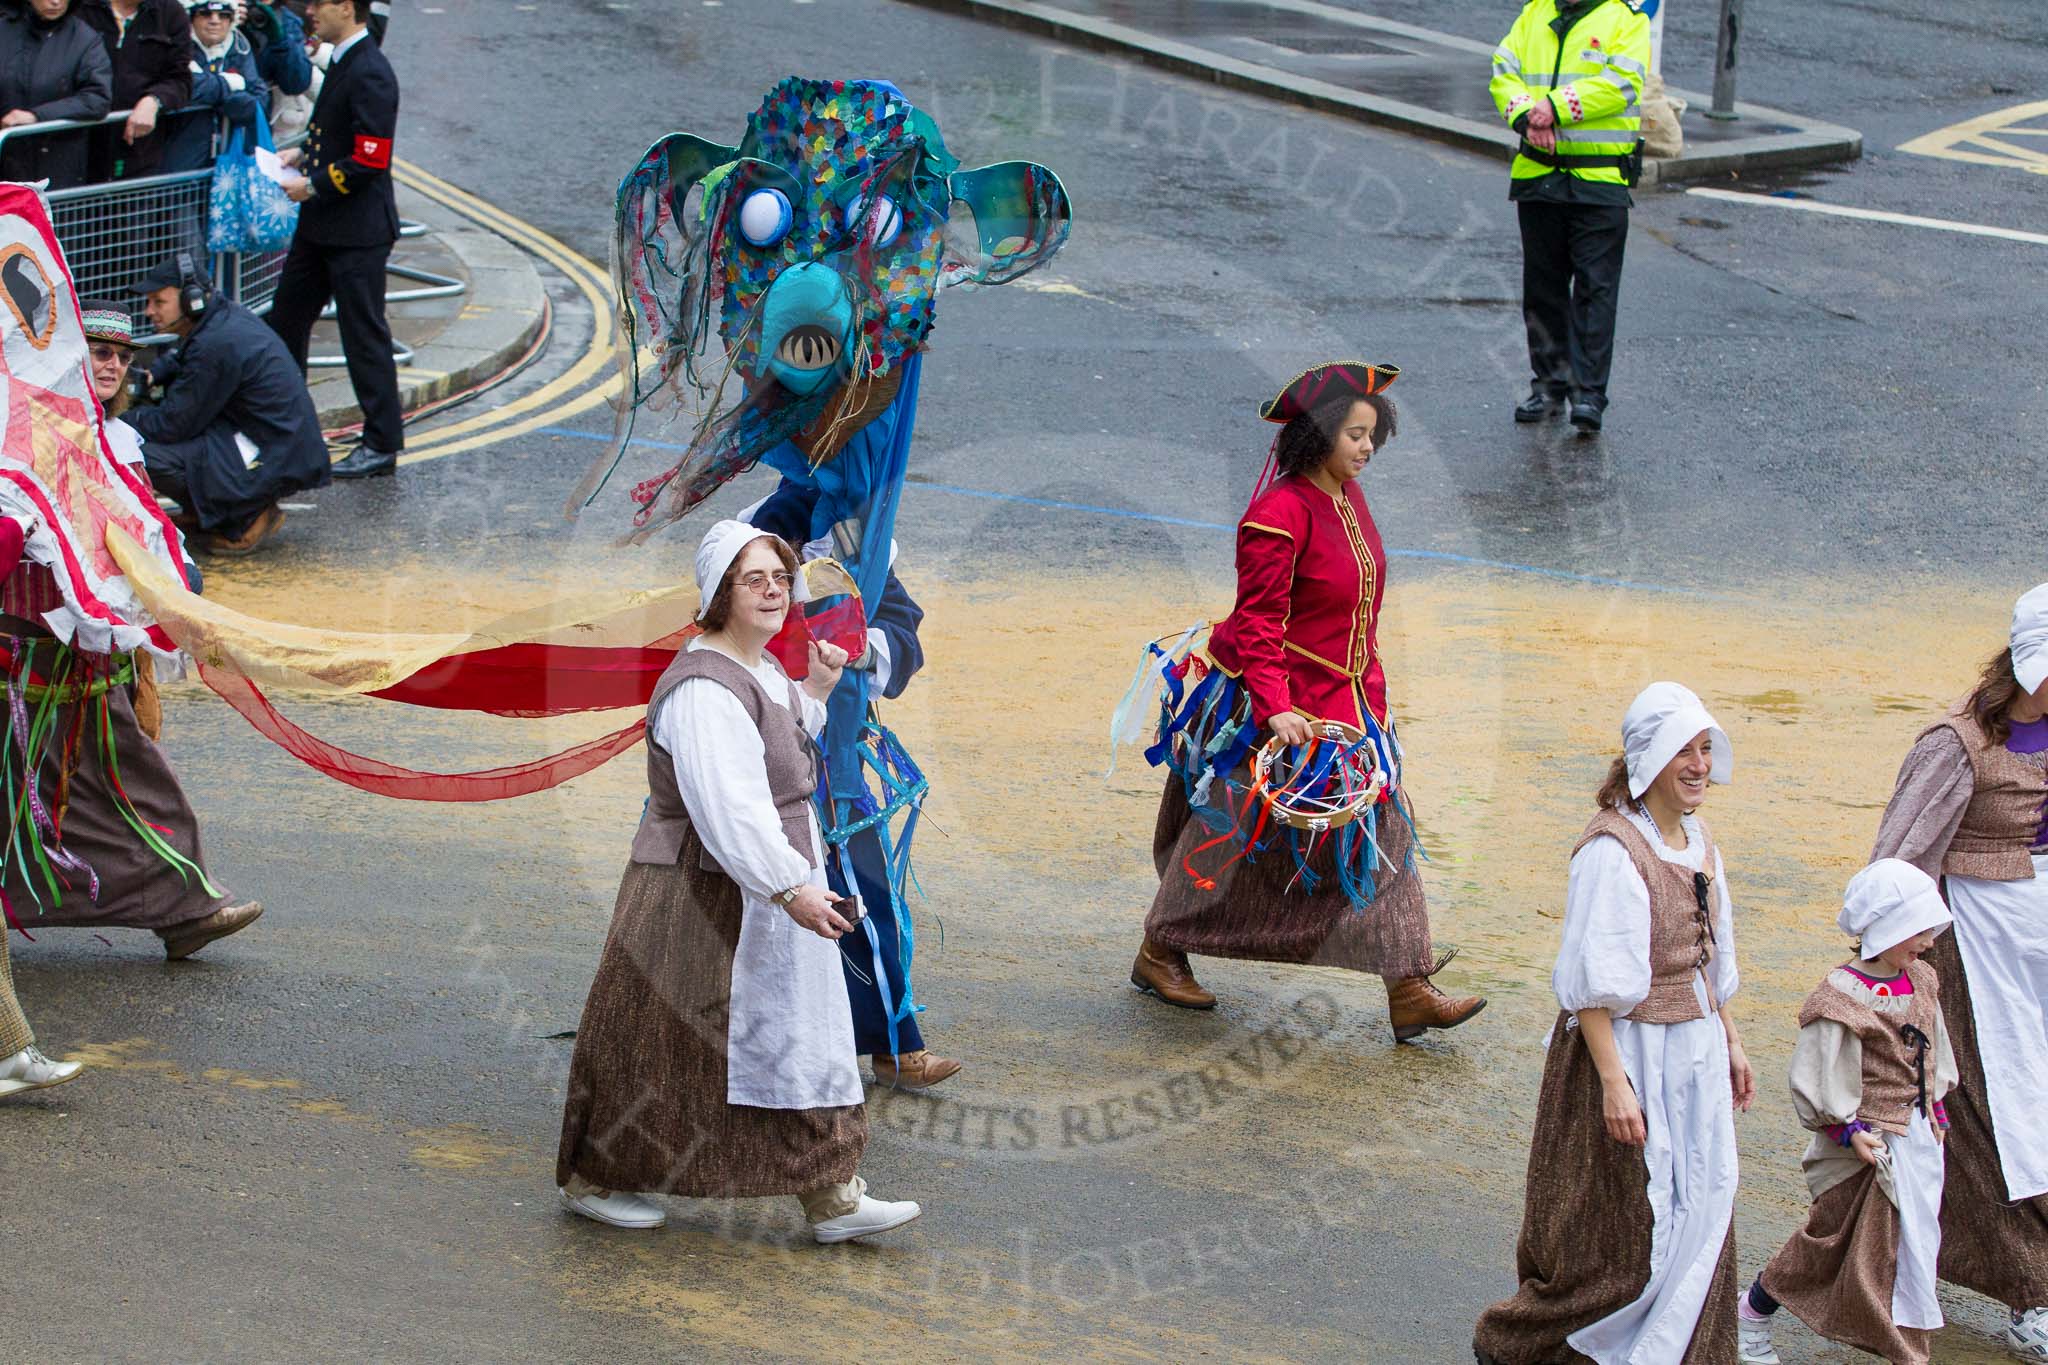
[366,642,679,717]
[200,664,649,802]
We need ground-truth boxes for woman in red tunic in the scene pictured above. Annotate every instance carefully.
[1130,362,1486,1039]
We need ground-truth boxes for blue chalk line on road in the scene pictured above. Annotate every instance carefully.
[537,425,1709,598]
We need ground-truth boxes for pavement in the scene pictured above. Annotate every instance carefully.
[6,0,2047,1360]
[899,0,1863,181]
[302,182,549,439]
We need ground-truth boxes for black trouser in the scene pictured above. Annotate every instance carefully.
[829,824,924,1058]
[1516,200,1629,410]
[266,236,403,453]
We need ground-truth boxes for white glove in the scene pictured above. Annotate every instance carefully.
[8,511,39,540]
[224,72,246,93]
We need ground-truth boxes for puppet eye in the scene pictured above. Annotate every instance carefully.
[857,194,903,248]
[737,188,792,247]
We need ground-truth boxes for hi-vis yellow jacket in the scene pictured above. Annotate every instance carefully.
[1489,0,1651,187]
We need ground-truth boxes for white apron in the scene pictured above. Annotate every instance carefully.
[1947,853,2048,1201]
[1568,975,1741,1365]
[725,814,863,1111]
[658,644,864,1112]
[1888,1111,1946,1330]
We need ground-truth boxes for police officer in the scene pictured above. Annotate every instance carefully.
[269,0,401,478]
[1489,0,1650,434]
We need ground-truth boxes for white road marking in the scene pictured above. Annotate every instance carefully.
[1685,187,2048,248]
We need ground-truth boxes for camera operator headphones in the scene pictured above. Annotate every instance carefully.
[175,251,207,318]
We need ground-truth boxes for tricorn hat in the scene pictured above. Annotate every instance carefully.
[1259,360,1400,424]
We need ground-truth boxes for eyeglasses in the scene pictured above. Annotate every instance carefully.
[736,570,795,596]
[89,343,133,368]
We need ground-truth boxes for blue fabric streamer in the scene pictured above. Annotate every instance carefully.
[759,352,923,797]
[762,357,926,1056]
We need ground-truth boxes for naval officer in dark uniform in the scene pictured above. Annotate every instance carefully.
[269,0,401,479]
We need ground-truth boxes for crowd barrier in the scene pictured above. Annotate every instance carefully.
[0,110,299,325]
[0,110,460,365]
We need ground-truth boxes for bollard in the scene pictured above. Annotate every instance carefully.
[1707,0,1743,120]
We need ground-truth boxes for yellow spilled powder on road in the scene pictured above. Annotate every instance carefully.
[175,554,2022,1352]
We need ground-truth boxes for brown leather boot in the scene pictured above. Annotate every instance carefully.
[1385,969,1486,1042]
[1131,935,1216,1009]
[206,504,283,557]
[870,1049,962,1091]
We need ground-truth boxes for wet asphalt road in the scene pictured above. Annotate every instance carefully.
[2,1,2044,1361]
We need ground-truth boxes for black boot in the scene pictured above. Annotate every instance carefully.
[1568,400,1604,434]
[1513,389,1567,423]
[332,445,399,479]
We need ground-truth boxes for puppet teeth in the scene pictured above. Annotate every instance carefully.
[774,326,841,371]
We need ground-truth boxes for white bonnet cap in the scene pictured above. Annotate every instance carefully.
[693,519,781,621]
[1839,859,1951,959]
[1621,681,1732,800]
[2011,582,2048,695]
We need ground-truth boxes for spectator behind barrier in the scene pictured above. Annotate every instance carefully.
[240,1,309,106]
[162,0,265,172]
[76,0,190,180]
[0,0,111,189]
[129,254,329,556]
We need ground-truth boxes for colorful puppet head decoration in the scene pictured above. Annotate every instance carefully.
[572,76,1071,540]
[0,184,185,658]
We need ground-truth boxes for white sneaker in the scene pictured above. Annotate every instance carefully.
[2007,1307,2048,1361]
[811,1194,922,1245]
[0,1045,82,1097]
[1737,1314,1780,1364]
[558,1187,665,1230]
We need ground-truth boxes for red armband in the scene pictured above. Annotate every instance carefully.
[352,134,392,169]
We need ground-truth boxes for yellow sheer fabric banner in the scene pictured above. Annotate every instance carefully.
[106,526,698,695]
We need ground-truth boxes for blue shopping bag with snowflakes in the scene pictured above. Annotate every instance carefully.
[206,119,298,255]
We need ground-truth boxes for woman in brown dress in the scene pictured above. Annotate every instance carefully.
[1131,361,1483,1041]
[1869,583,2048,1360]
[555,519,922,1243]
[1474,682,1752,1365]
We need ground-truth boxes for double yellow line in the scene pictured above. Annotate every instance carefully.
[390,160,622,464]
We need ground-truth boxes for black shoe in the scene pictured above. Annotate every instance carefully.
[1513,390,1567,424]
[1568,402,1603,433]
[331,445,399,479]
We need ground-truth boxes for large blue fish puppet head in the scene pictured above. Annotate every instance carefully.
[575,77,1071,539]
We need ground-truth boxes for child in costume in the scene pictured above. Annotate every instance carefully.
[1474,682,1751,1365]
[1739,859,1958,1365]
[1736,863,1957,1365]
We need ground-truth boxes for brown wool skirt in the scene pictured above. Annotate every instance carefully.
[6,678,227,932]
[1924,929,2048,1310]
[1144,772,1435,979]
[555,856,865,1197]
[1473,1012,1738,1365]
[1760,1168,1929,1365]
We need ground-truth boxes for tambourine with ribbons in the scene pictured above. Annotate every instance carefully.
[1250,719,1394,833]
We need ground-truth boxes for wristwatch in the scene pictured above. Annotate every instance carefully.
[772,885,805,907]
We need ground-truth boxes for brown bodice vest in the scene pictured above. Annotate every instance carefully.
[628,647,818,873]
[1797,959,1943,1136]
[1573,807,1721,1025]
[1926,701,2048,882]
